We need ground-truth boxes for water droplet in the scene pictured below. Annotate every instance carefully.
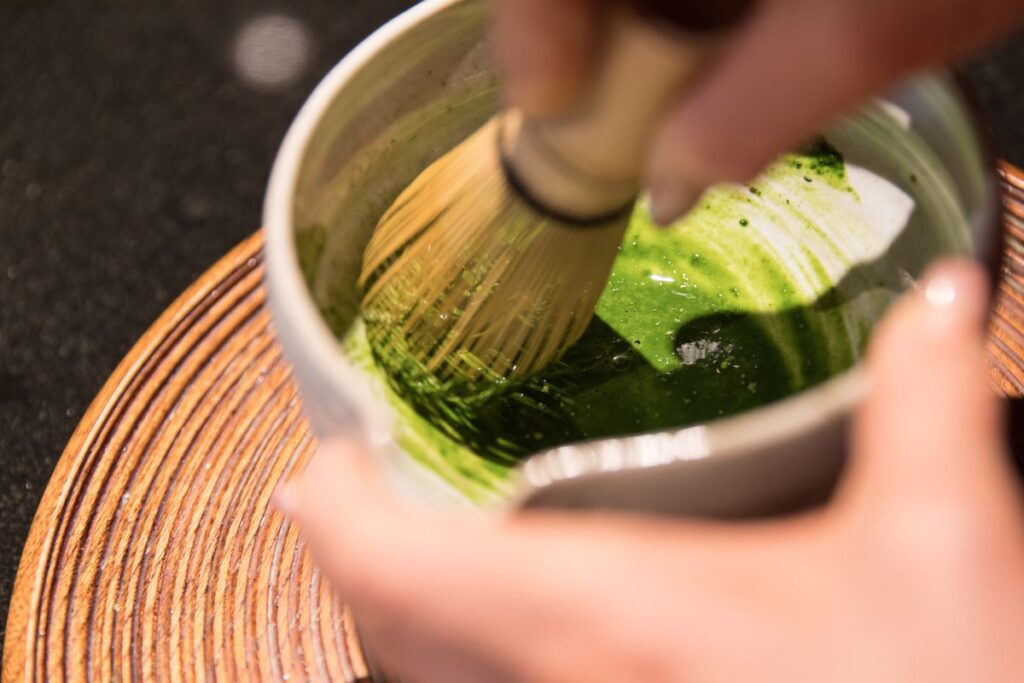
[611,354,631,369]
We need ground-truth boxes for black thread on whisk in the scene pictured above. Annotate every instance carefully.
[496,128,637,228]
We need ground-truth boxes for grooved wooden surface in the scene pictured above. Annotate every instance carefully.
[990,164,1024,395]
[4,165,1024,681]
[1,233,369,682]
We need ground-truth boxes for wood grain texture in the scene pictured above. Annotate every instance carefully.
[1,234,370,682]
[991,163,1024,396]
[4,166,1024,681]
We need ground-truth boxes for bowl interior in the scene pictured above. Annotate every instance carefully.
[293,0,497,341]
[274,0,996,507]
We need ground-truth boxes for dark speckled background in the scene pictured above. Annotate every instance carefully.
[1,0,1023,649]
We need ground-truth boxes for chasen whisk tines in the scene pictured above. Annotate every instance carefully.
[359,116,629,390]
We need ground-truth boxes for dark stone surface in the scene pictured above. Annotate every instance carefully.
[0,0,1022,651]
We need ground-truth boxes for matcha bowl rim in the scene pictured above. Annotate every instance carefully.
[264,0,1002,515]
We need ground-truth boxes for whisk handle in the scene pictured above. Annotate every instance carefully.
[505,0,754,221]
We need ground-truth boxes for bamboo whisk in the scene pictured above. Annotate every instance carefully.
[359,0,752,390]
[359,116,631,388]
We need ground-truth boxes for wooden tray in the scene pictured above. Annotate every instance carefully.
[5,163,1024,682]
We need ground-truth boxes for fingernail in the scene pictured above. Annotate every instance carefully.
[498,27,569,115]
[273,445,336,518]
[920,259,988,327]
[272,483,299,517]
[502,79,539,112]
[502,66,556,114]
[498,33,546,108]
[648,179,702,226]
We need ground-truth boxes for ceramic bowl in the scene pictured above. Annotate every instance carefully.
[264,0,1001,518]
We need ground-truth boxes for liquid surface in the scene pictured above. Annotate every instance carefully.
[305,138,929,503]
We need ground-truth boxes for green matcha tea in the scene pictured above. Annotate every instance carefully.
[300,134,948,504]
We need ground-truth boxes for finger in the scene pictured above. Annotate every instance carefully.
[273,437,415,587]
[359,514,831,682]
[274,436,389,517]
[492,0,604,116]
[276,441,519,680]
[278,442,840,681]
[276,444,813,680]
[277,440,549,679]
[843,260,1011,507]
[276,462,405,570]
[645,0,1024,224]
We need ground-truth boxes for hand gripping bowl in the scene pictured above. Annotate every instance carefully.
[264,0,1001,519]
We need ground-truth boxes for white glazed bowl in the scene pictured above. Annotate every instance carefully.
[264,0,1001,517]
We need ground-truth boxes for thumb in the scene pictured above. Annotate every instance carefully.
[842,259,1011,507]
